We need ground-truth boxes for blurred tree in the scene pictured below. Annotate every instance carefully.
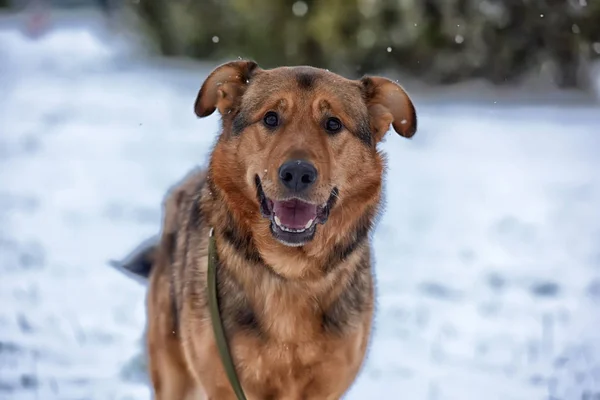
[135,0,180,55]
[130,0,600,88]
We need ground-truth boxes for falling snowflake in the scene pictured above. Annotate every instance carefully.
[292,1,308,17]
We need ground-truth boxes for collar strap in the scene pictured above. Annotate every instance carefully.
[207,227,248,400]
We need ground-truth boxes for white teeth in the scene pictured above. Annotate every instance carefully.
[272,215,314,233]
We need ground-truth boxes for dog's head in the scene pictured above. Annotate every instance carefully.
[196,61,416,252]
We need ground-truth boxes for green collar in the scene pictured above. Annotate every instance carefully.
[207,228,248,400]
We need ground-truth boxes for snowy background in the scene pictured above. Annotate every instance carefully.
[1,8,600,400]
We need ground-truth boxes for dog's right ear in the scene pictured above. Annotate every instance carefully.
[194,60,260,118]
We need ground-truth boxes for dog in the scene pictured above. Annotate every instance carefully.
[111,60,417,399]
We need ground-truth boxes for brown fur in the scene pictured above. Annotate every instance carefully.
[123,61,417,399]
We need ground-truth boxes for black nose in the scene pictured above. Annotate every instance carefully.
[278,160,318,192]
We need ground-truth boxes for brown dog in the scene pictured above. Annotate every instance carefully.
[112,60,417,399]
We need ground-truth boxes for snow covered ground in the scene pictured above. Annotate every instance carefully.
[1,9,599,400]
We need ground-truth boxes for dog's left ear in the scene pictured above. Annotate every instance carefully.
[194,60,260,118]
[361,76,417,141]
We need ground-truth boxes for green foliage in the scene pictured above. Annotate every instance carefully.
[131,0,600,87]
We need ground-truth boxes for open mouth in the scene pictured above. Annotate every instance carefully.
[255,176,337,247]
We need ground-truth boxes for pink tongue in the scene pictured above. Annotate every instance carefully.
[272,199,318,229]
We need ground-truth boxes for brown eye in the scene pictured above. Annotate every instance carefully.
[325,117,342,134]
[263,111,279,128]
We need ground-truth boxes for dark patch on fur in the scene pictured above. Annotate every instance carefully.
[163,232,176,264]
[232,112,250,136]
[240,60,259,82]
[296,71,316,89]
[222,227,262,265]
[355,118,373,147]
[360,76,377,100]
[263,390,285,400]
[189,195,203,229]
[327,187,339,211]
[189,177,208,231]
[216,257,262,337]
[221,208,265,265]
[255,175,271,217]
[323,205,374,274]
[322,251,372,335]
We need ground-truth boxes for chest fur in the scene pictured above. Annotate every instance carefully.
[217,252,373,343]
[231,319,370,399]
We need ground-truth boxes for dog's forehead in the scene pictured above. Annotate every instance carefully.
[246,66,363,105]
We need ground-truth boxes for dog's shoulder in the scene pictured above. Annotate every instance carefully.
[162,168,208,233]
[162,167,209,271]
